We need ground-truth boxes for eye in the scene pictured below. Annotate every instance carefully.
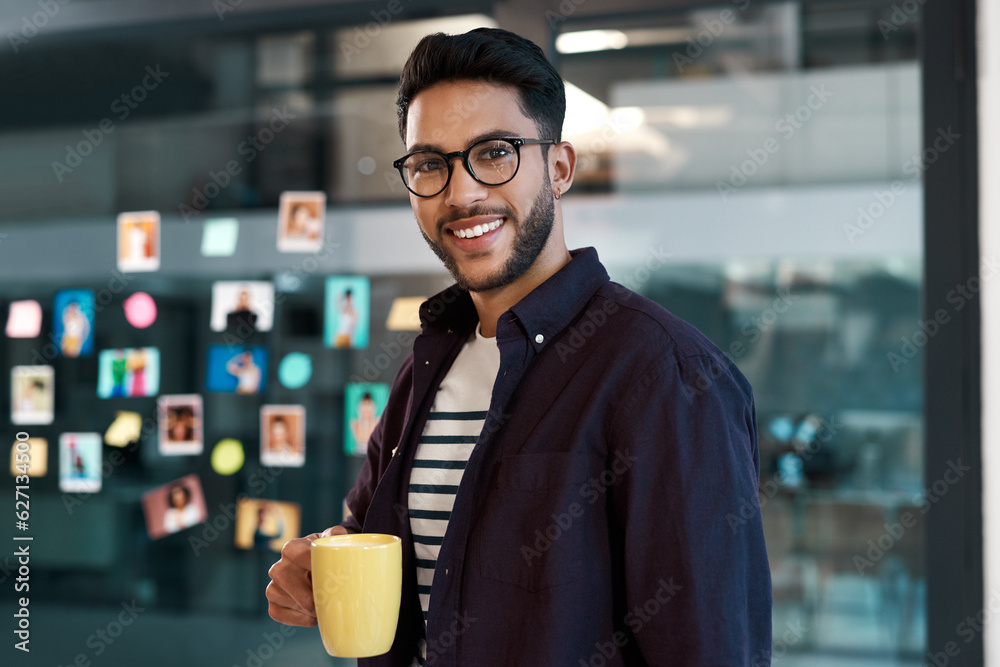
[476,144,512,161]
[411,156,446,173]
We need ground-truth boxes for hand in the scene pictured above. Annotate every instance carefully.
[266,525,348,626]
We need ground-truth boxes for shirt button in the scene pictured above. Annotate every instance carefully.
[535,334,544,344]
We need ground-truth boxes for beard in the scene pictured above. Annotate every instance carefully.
[419,178,555,293]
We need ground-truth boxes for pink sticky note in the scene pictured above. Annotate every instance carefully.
[6,300,42,338]
[124,292,157,329]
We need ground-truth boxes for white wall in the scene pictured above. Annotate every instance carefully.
[981,0,1000,662]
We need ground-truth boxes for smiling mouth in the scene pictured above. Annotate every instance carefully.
[449,218,504,239]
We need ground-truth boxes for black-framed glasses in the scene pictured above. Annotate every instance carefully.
[392,137,554,198]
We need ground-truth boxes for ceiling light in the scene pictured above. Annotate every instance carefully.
[556,30,628,54]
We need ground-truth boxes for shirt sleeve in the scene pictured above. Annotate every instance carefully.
[607,350,772,666]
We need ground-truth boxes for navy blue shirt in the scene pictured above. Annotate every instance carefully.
[343,247,772,666]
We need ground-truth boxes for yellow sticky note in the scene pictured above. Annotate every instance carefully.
[105,411,143,447]
[212,439,245,476]
[10,437,48,477]
[385,297,425,331]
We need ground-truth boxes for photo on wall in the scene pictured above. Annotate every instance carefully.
[97,348,160,398]
[9,437,48,477]
[205,345,267,395]
[277,191,325,252]
[260,405,305,467]
[59,433,103,493]
[11,365,54,425]
[141,474,208,539]
[324,276,371,349]
[53,289,95,358]
[233,499,301,552]
[117,210,161,272]
[158,395,204,456]
[343,382,389,456]
[210,281,275,333]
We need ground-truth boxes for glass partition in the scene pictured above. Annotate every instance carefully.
[557,1,924,662]
[0,1,927,665]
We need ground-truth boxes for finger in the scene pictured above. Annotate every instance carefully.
[280,534,320,571]
[267,600,318,627]
[268,559,316,615]
[265,580,316,618]
[264,579,295,607]
[321,525,349,537]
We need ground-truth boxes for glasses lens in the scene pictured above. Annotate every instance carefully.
[400,153,449,196]
[468,140,518,185]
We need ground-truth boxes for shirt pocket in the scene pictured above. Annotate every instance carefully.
[478,452,597,593]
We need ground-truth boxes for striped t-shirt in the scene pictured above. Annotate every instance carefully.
[408,323,500,664]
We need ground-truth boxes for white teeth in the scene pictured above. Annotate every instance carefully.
[452,218,504,238]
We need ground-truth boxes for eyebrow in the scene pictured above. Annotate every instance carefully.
[407,129,520,154]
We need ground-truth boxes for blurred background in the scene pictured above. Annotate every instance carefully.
[0,0,979,665]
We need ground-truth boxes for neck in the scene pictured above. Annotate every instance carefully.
[471,241,572,338]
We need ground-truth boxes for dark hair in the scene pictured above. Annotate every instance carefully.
[168,484,191,509]
[397,28,565,144]
[173,406,192,418]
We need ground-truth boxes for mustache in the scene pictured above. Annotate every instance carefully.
[437,205,515,232]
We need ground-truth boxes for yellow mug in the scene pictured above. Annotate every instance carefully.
[311,533,402,657]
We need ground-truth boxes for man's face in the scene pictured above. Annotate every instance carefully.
[404,80,556,293]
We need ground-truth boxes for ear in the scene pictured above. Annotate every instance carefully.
[548,141,577,198]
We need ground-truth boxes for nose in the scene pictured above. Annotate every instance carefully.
[442,157,489,209]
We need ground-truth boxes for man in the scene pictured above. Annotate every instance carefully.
[267,27,772,666]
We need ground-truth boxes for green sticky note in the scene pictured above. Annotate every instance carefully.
[201,218,239,257]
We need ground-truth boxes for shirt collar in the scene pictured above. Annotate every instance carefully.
[418,247,611,351]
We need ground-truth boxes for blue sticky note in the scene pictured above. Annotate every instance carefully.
[278,352,312,389]
[201,218,239,257]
